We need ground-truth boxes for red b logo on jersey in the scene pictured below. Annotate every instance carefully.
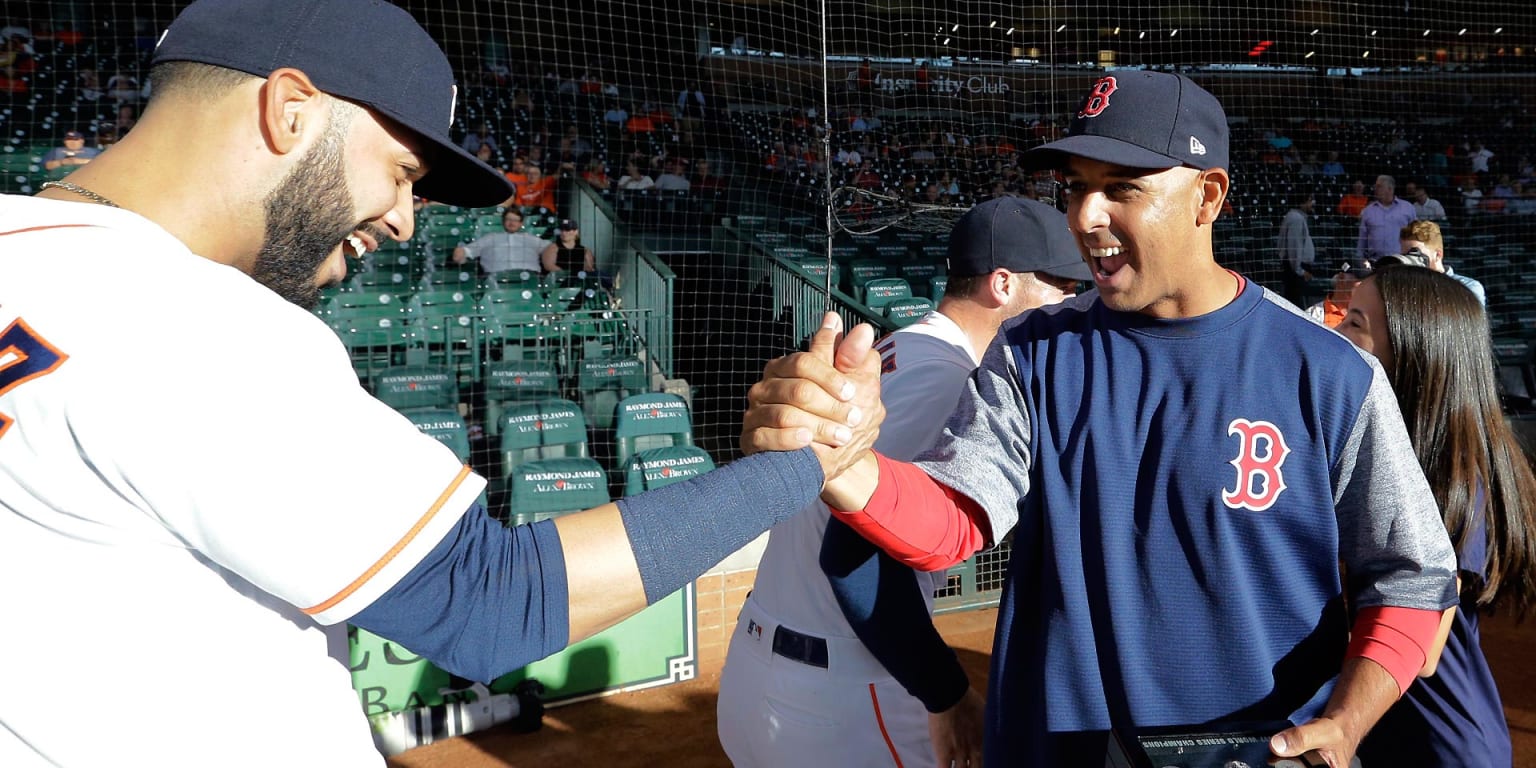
[1078,77,1118,118]
[1222,418,1290,511]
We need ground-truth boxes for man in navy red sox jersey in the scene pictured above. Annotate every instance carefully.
[745,71,1458,767]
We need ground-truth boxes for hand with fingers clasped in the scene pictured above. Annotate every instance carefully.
[741,311,884,484]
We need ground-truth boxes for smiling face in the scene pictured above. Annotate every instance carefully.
[1337,276,1392,371]
[251,102,423,308]
[1063,156,1213,317]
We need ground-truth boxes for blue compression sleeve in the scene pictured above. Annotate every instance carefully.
[619,447,824,604]
[820,516,969,713]
[351,503,569,683]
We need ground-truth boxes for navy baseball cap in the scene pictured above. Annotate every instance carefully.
[151,0,512,207]
[1025,71,1229,172]
[946,197,1092,281]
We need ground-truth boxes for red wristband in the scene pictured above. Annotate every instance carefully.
[1345,605,1444,695]
[828,453,988,571]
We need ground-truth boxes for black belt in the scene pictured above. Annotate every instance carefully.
[771,625,828,668]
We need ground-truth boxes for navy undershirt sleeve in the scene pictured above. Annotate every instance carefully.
[820,516,970,713]
[350,503,569,684]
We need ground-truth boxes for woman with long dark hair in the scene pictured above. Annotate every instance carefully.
[1338,265,1536,767]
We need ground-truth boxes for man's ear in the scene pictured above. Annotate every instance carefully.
[260,68,325,156]
[1196,168,1230,226]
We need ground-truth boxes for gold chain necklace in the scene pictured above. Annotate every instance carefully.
[40,180,120,208]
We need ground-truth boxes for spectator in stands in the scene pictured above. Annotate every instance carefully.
[616,160,654,191]
[919,182,944,205]
[461,122,498,157]
[503,154,530,189]
[0,33,32,91]
[1359,174,1418,260]
[851,158,882,189]
[106,70,142,102]
[116,104,138,134]
[691,158,726,194]
[896,172,920,201]
[1321,150,1346,178]
[1404,181,1448,221]
[1511,184,1536,216]
[451,208,548,275]
[1336,266,1536,768]
[541,219,595,278]
[1399,219,1486,307]
[1491,174,1517,201]
[624,103,656,135]
[602,100,628,126]
[580,158,611,190]
[677,82,707,122]
[1277,192,1317,308]
[1467,141,1494,175]
[94,123,120,150]
[856,58,873,92]
[1459,177,1484,215]
[77,68,104,101]
[1307,258,1374,328]
[43,130,100,171]
[514,164,557,212]
[936,170,961,199]
[654,159,691,192]
[1337,179,1369,218]
[835,144,862,167]
[1298,152,1322,176]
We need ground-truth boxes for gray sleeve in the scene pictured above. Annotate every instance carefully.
[1334,359,1458,611]
[912,334,1030,545]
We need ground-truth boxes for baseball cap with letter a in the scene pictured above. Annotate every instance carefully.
[1025,71,1229,172]
[151,0,513,207]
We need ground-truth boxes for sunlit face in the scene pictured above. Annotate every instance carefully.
[252,103,423,309]
[1002,271,1071,317]
[1337,277,1393,370]
[1063,156,1207,317]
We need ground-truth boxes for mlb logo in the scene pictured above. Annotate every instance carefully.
[746,619,763,640]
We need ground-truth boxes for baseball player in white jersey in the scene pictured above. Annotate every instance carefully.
[717,197,1091,767]
[0,1,885,764]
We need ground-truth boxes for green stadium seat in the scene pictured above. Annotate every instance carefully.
[406,288,478,372]
[372,364,458,412]
[623,445,716,496]
[577,356,650,430]
[929,275,948,302]
[846,258,890,297]
[613,392,693,468]
[482,360,561,438]
[884,296,935,327]
[899,260,944,288]
[499,398,589,480]
[405,407,471,462]
[326,301,415,378]
[507,457,609,526]
[862,277,913,310]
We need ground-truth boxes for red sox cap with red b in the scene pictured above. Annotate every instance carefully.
[1025,70,1229,172]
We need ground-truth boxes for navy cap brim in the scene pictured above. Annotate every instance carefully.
[1039,254,1094,282]
[394,118,513,208]
[1024,134,1183,172]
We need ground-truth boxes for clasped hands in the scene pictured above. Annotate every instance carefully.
[741,312,884,486]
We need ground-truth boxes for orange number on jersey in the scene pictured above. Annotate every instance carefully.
[0,319,68,439]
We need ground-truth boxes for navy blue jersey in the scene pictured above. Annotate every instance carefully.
[914,279,1457,766]
[1359,504,1510,767]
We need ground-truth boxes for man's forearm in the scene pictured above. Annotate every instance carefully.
[1318,656,1400,756]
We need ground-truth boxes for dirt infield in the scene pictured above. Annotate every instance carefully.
[388,608,1536,768]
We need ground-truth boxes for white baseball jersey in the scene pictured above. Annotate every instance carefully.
[0,196,485,766]
[718,310,979,768]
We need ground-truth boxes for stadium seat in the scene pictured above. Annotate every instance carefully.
[499,398,589,480]
[506,457,609,527]
[623,445,716,496]
[372,364,459,412]
[884,296,934,327]
[862,277,914,310]
[482,360,561,438]
[577,356,650,430]
[929,275,948,302]
[846,258,890,297]
[613,392,693,468]
[405,406,471,462]
[406,288,478,372]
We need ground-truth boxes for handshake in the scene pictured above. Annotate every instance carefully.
[741,311,886,498]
